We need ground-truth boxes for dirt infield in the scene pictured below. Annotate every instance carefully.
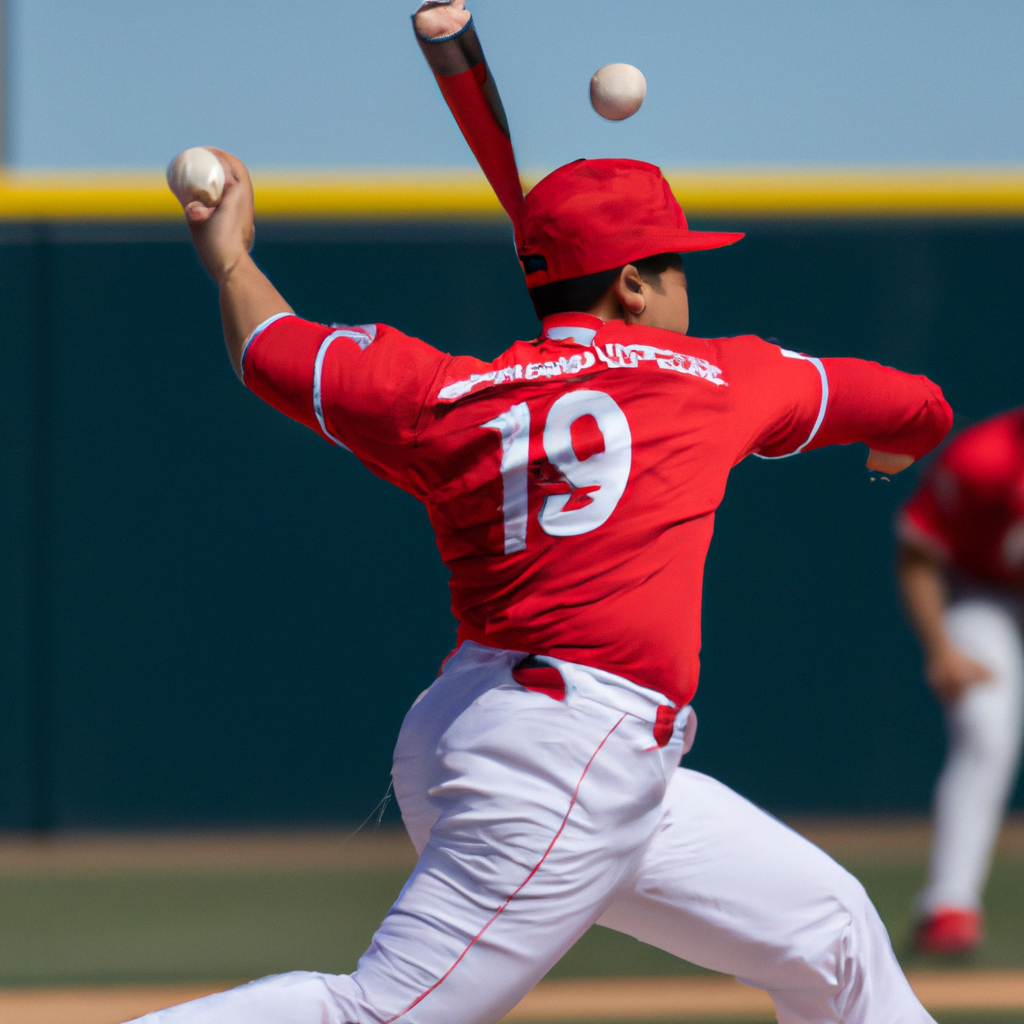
[3,971,1024,1024]
[0,985,226,1024]
[0,815,1020,875]
[506,973,1024,1019]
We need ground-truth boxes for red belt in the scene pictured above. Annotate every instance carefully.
[513,656,677,748]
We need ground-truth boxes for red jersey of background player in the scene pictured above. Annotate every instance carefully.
[899,408,1024,589]
[245,310,951,707]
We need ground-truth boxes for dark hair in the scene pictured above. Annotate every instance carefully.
[528,252,683,319]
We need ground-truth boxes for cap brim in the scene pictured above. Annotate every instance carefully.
[587,229,746,276]
[651,230,746,254]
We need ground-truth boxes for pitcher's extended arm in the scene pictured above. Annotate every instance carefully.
[172,148,292,377]
[810,356,953,471]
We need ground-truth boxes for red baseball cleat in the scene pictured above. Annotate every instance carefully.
[914,907,983,955]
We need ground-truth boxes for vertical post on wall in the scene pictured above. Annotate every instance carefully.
[29,226,53,833]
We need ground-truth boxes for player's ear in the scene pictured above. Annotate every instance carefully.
[614,265,646,316]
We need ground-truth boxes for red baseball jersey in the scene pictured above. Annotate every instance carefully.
[898,408,1024,588]
[244,311,951,706]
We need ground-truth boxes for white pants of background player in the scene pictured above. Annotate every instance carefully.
[132,642,932,1024]
[919,589,1024,915]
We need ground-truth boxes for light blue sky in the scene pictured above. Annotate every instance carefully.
[7,0,1024,170]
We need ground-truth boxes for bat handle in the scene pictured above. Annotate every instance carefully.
[413,1,471,42]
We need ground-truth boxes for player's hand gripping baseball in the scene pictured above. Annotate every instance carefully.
[167,147,292,376]
[925,640,994,703]
[171,148,255,285]
[413,0,471,39]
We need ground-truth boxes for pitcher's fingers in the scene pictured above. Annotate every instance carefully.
[185,201,218,224]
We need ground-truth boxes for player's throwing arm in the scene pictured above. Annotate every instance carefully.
[166,146,293,375]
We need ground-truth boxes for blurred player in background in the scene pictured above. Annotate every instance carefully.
[898,408,1024,954]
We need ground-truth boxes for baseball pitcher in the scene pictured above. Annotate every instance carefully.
[133,4,953,1022]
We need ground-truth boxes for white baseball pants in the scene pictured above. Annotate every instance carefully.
[920,592,1024,914]
[131,642,931,1024]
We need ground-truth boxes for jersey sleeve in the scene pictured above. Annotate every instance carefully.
[240,313,452,495]
[726,339,834,459]
[805,357,953,459]
[730,338,952,462]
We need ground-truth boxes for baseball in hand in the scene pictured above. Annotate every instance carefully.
[590,64,647,121]
[167,147,226,208]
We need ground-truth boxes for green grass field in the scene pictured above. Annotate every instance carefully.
[0,835,1020,1023]
[548,855,1024,979]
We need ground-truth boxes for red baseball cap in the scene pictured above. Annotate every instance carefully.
[517,159,744,289]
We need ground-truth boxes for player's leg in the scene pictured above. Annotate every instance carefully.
[598,768,933,1024]
[353,647,684,1023]
[920,596,1024,921]
[129,645,683,1024]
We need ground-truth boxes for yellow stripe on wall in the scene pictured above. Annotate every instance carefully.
[0,167,1020,221]
[668,168,1024,218]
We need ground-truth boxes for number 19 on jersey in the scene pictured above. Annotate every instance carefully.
[483,389,632,554]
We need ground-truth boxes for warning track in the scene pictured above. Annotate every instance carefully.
[2,971,1023,1024]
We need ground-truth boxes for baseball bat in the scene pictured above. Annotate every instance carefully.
[413,2,524,234]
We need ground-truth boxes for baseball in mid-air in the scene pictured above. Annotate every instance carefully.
[167,147,226,208]
[590,63,647,121]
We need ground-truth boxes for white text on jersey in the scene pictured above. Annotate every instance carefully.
[439,345,726,401]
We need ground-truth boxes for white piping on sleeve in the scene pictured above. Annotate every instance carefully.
[792,352,829,452]
[313,331,352,451]
[239,312,296,382]
[754,348,829,460]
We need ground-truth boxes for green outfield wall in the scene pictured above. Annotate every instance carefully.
[0,216,1022,829]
